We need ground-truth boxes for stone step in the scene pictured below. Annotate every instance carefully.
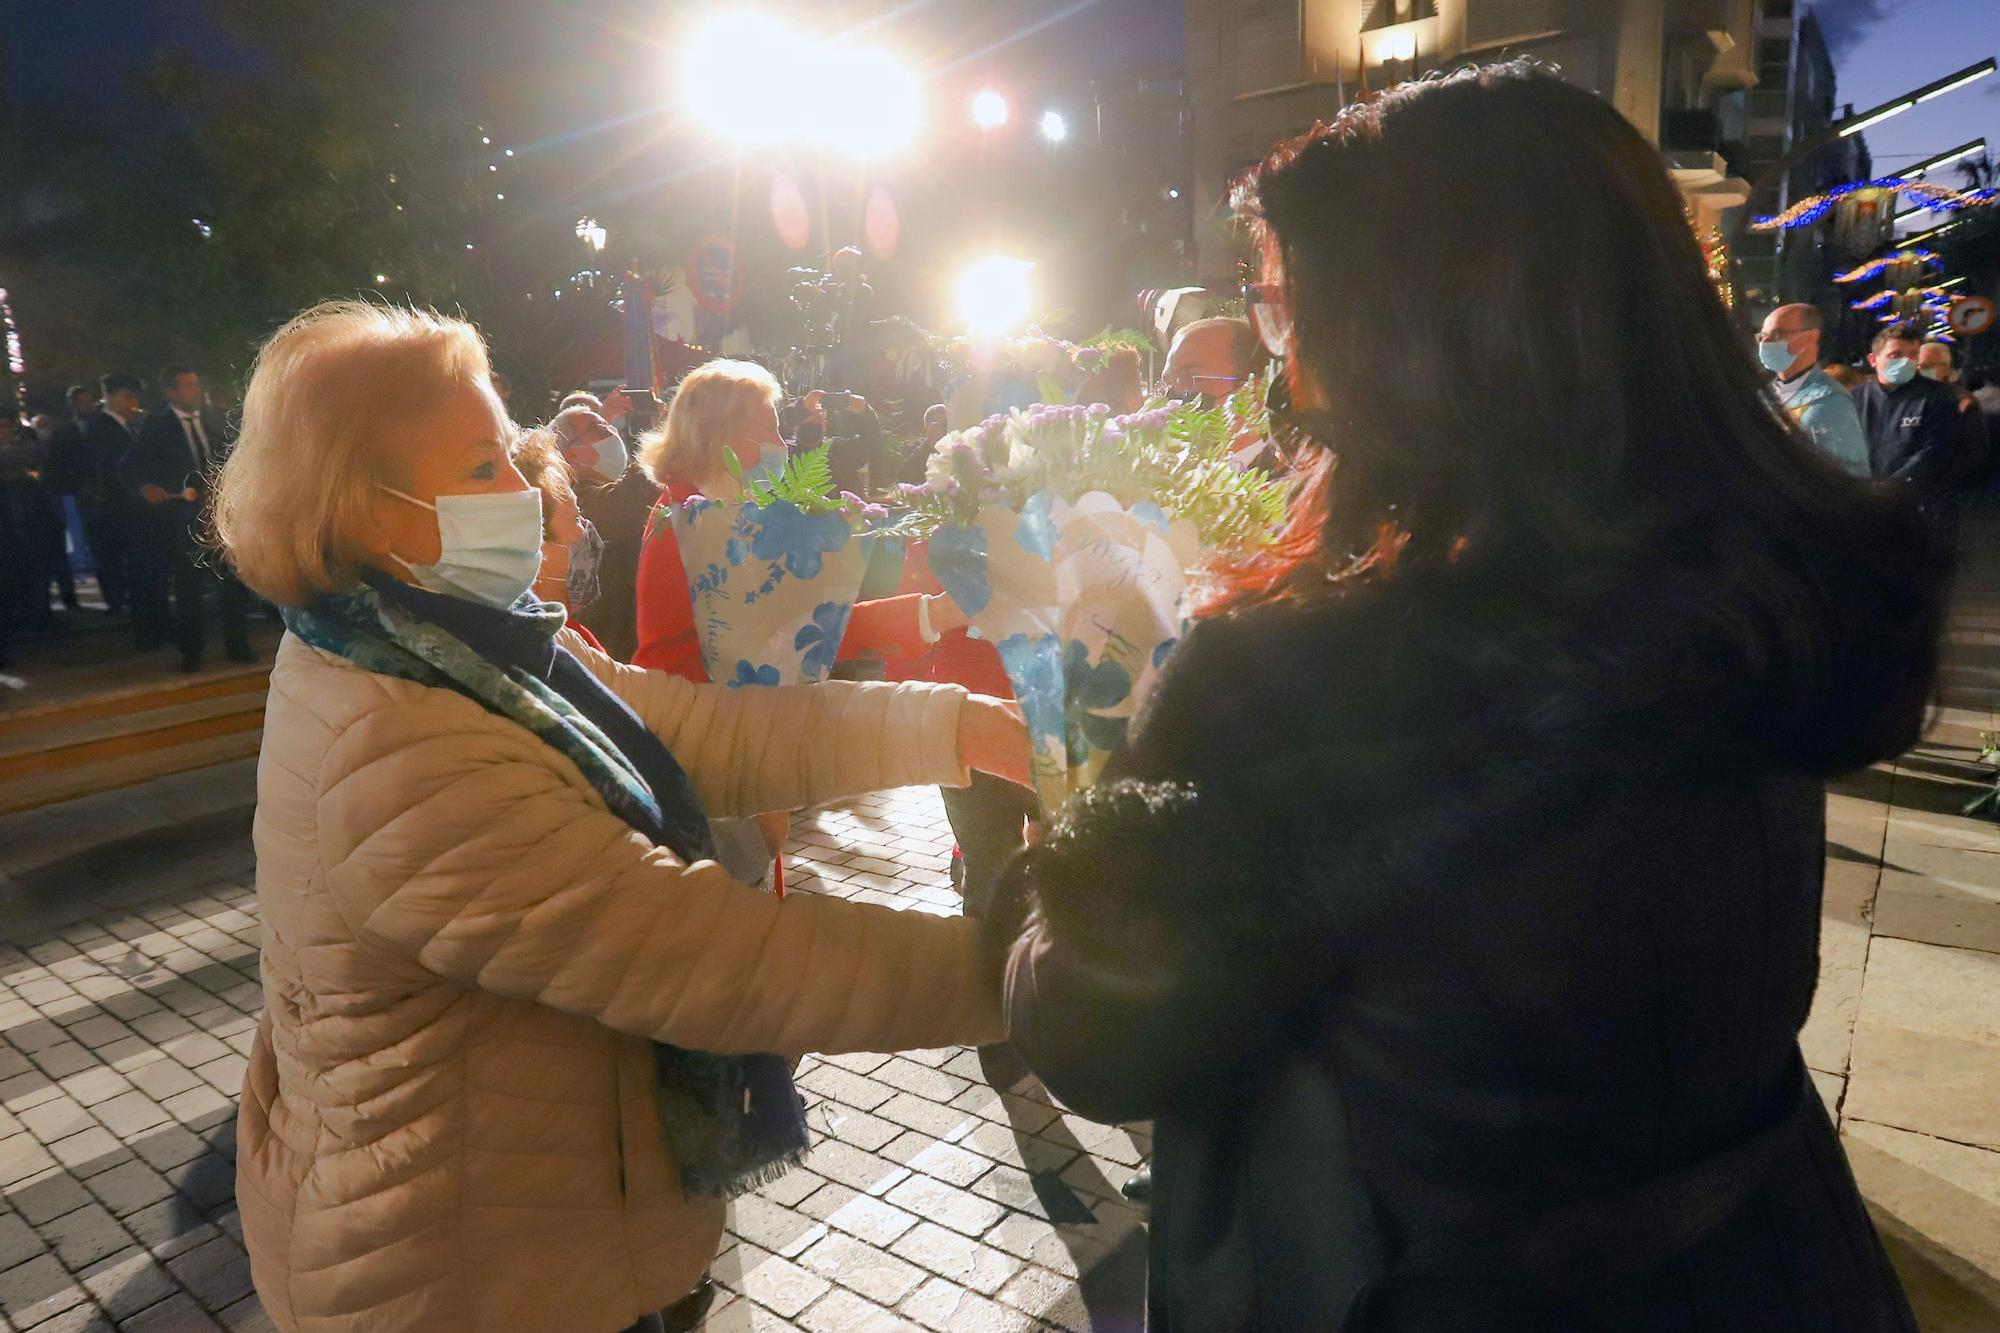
[0,728,266,816]
[0,689,268,778]
[0,664,267,743]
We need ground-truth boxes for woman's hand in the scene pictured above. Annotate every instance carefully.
[958,694,1030,788]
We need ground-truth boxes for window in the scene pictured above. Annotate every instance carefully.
[1362,0,1438,31]
[1232,0,1303,95]
[1465,0,1564,48]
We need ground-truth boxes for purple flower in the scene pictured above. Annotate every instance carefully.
[1088,403,1111,419]
[839,491,866,507]
[1073,347,1107,373]
[896,481,931,498]
[862,503,889,520]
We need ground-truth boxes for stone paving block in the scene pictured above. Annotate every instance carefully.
[62,1068,133,1109]
[872,1059,969,1104]
[82,1162,176,1219]
[160,1156,235,1215]
[1874,866,2000,956]
[41,1204,134,1273]
[19,1097,96,1145]
[804,1141,907,1196]
[117,1292,221,1331]
[0,1074,63,1116]
[78,1247,179,1321]
[757,1167,828,1209]
[796,1066,895,1113]
[1846,938,2000,1148]
[1843,1118,2000,1312]
[8,1168,95,1225]
[91,1095,170,1141]
[902,1141,990,1189]
[896,1276,1034,1333]
[0,1252,92,1329]
[729,1195,826,1260]
[887,1223,1020,1295]
[883,1175,1005,1239]
[796,1286,922,1333]
[49,1129,131,1178]
[872,1095,973,1142]
[126,1064,200,1104]
[164,1238,254,1312]
[118,1196,221,1263]
[720,1244,832,1319]
[817,1195,920,1249]
[35,1044,104,1082]
[798,1231,928,1307]
[808,1107,900,1154]
[158,1088,231,1133]
[65,1019,135,1053]
[28,1301,117,1333]
[0,1209,48,1270]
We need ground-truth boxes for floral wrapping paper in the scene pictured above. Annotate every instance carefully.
[929,491,1203,812]
[671,496,878,687]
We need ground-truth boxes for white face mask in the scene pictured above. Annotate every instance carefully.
[379,485,545,609]
[573,427,629,485]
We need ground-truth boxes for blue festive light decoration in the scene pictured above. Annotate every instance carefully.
[1834,249,1940,284]
[1752,178,1999,231]
[1852,290,1896,311]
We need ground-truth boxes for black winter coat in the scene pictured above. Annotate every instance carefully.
[986,572,1916,1331]
[1853,376,1964,498]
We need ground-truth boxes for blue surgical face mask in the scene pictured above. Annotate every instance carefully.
[379,484,545,609]
[1879,356,1918,387]
[1920,365,1950,383]
[1758,340,1799,374]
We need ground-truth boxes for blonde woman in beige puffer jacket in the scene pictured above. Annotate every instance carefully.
[211,302,1029,1333]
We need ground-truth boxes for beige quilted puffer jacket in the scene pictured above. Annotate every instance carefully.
[236,628,1003,1333]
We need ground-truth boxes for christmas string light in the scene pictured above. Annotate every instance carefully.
[0,286,23,377]
[1833,249,1940,284]
[1752,178,1998,231]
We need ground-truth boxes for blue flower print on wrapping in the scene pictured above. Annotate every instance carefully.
[749,501,851,582]
[1130,501,1170,534]
[995,633,1065,753]
[1061,639,1133,767]
[929,524,992,618]
[1151,636,1179,669]
[729,661,781,689]
[725,537,750,566]
[793,601,855,679]
[1014,492,1056,561]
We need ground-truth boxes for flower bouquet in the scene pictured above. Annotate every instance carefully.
[895,385,1290,810]
[670,446,891,688]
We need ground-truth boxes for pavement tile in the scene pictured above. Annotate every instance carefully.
[216,1296,277,1332]
[117,1201,219,1262]
[0,1210,49,1270]
[117,1291,221,1331]
[61,1069,132,1110]
[125,1065,200,1104]
[78,1247,178,1320]
[1800,860,1881,1077]
[82,1162,175,1219]
[896,1276,1034,1333]
[720,1244,830,1319]
[798,1231,927,1307]
[887,1223,1020,1295]
[804,1141,907,1196]
[0,1253,91,1329]
[795,1287,922,1333]
[1846,938,2000,1147]
[883,1175,1006,1239]
[728,1196,826,1260]
[19,1098,96,1145]
[41,1204,135,1273]
[7,1168,95,1224]
[1874,866,2000,956]
[164,1238,254,1311]
[818,1195,921,1249]
[91,1095,170,1141]
[49,1129,131,1178]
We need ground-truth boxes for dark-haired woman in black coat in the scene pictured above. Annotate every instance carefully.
[985,63,1947,1331]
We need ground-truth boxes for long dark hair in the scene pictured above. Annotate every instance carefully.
[1219,62,1946,775]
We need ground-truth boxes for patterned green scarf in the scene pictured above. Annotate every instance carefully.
[282,584,809,1199]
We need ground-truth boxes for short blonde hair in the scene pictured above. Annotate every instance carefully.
[211,301,491,607]
[641,359,781,486]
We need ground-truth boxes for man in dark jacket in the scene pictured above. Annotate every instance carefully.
[1853,321,1966,509]
[123,366,251,671]
[75,375,144,618]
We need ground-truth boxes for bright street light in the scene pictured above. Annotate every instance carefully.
[575,217,607,252]
[971,89,1010,130]
[1840,58,1996,136]
[1896,138,1987,181]
[683,12,813,147]
[1038,110,1067,143]
[682,12,919,155]
[825,49,922,157]
[956,256,1034,333]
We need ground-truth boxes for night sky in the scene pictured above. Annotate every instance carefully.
[1821,0,2000,204]
[7,1,1992,217]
